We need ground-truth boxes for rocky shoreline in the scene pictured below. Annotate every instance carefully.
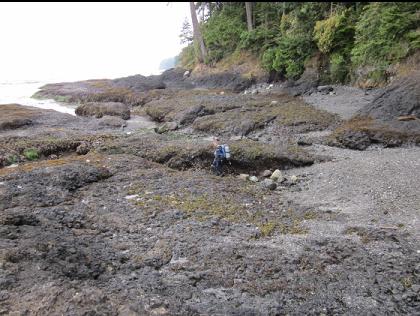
[0,69,419,315]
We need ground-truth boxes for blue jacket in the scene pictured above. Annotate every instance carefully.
[214,145,224,159]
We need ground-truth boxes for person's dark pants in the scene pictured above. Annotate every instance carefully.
[212,158,223,175]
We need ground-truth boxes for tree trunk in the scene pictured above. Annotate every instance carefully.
[190,2,207,63]
[245,2,253,32]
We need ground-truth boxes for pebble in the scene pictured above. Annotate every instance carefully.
[262,170,272,177]
[125,195,138,200]
[249,176,259,182]
[238,174,250,181]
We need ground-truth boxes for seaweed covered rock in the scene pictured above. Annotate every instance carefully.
[0,104,38,130]
[98,115,127,128]
[75,102,130,120]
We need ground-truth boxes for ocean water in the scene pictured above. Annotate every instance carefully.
[0,81,76,115]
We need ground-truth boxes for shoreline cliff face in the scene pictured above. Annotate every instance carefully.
[0,65,419,314]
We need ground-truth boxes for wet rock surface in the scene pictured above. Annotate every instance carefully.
[1,70,419,314]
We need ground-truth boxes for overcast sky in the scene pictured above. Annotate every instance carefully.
[0,2,190,82]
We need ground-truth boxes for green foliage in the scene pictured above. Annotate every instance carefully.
[271,34,314,80]
[23,148,39,161]
[351,2,420,67]
[181,1,419,84]
[177,44,196,69]
[314,9,355,54]
[262,48,276,72]
[261,3,330,80]
[329,53,349,83]
[202,4,247,63]
[239,27,277,53]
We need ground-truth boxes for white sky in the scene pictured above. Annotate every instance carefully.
[0,2,190,82]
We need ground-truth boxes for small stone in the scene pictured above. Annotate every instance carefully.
[249,176,259,183]
[220,91,225,95]
[297,138,313,146]
[270,100,278,105]
[290,175,298,183]
[183,70,190,78]
[270,169,283,181]
[125,195,138,200]
[238,174,250,181]
[263,179,277,190]
[317,85,333,93]
[49,154,58,160]
[261,170,272,178]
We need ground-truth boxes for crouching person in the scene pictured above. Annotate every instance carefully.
[211,137,230,176]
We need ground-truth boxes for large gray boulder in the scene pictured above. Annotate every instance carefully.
[358,72,420,122]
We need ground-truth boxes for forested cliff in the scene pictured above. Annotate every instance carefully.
[178,2,420,86]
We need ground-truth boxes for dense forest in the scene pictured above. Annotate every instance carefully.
[178,2,420,85]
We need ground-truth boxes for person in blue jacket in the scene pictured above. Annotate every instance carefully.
[211,137,224,176]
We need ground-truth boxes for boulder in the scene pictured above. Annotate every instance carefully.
[317,85,334,94]
[261,170,272,178]
[249,176,259,183]
[98,116,127,128]
[263,179,277,190]
[75,102,130,120]
[358,72,420,122]
[270,169,284,182]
